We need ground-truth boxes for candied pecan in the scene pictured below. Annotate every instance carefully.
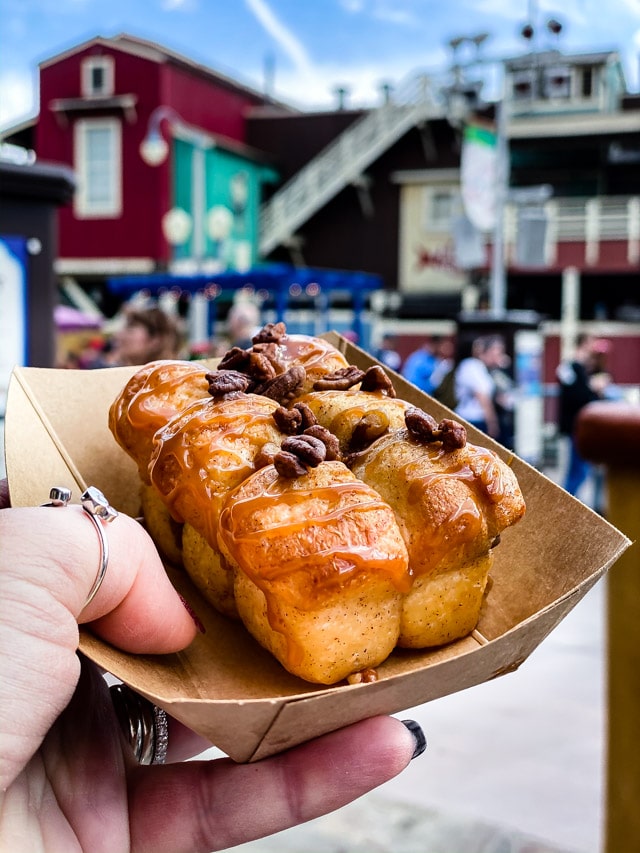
[313,365,365,391]
[347,668,379,685]
[217,347,251,373]
[248,351,278,382]
[438,418,467,451]
[359,365,397,397]
[206,371,252,399]
[303,425,341,461]
[252,322,286,345]
[348,410,390,452]
[257,365,306,404]
[405,408,467,449]
[251,341,283,370]
[273,405,303,435]
[273,450,308,478]
[292,402,318,431]
[404,407,439,441]
[281,434,326,468]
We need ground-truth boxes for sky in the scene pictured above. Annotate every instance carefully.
[1,0,640,129]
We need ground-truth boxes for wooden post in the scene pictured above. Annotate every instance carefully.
[576,402,640,853]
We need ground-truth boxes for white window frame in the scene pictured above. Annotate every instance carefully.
[74,117,122,218]
[423,185,460,233]
[81,56,115,97]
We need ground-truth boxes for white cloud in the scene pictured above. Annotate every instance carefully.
[0,70,36,130]
[244,0,313,75]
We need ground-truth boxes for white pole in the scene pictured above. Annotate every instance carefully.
[489,89,509,316]
[560,266,580,361]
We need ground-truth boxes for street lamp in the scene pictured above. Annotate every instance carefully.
[139,106,213,269]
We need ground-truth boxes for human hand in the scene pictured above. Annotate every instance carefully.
[0,482,423,853]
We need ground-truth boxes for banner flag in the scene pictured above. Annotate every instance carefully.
[460,123,498,232]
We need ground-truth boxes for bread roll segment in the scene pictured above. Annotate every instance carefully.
[349,425,525,647]
[218,461,411,684]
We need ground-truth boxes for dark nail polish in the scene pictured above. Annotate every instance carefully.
[179,594,206,634]
[401,719,427,760]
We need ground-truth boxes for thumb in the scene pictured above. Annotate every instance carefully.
[0,504,196,654]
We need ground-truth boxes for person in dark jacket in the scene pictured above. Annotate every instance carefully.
[556,334,600,497]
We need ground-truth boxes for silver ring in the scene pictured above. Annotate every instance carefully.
[42,486,118,609]
[109,683,169,765]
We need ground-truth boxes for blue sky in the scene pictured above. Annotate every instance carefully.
[1,0,639,129]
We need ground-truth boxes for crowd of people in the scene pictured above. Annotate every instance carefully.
[58,302,618,509]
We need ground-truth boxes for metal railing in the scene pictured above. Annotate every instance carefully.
[259,73,445,257]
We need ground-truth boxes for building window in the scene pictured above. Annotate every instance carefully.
[543,65,572,99]
[74,118,122,218]
[424,187,458,231]
[81,56,114,97]
[581,67,593,98]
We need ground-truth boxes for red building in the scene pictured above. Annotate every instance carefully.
[7,33,293,299]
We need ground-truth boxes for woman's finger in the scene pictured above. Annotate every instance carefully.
[127,716,421,853]
[0,505,196,654]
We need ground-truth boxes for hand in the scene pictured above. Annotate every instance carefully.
[0,483,422,853]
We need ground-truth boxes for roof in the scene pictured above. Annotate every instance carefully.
[38,32,297,112]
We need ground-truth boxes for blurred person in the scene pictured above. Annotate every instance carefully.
[0,478,426,853]
[454,335,505,438]
[113,307,184,366]
[401,337,438,394]
[556,333,603,499]
[226,300,261,349]
[428,337,456,392]
[490,351,516,450]
[373,333,402,371]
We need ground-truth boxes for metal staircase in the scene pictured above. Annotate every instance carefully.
[258,73,445,257]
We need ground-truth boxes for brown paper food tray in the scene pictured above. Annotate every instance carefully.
[4,332,630,763]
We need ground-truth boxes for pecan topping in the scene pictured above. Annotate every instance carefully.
[206,371,252,399]
[273,450,308,478]
[273,405,303,435]
[405,407,467,450]
[257,365,306,405]
[438,418,467,451]
[348,410,390,453]
[347,668,379,685]
[313,365,365,391]
[281,434,326,467]
[359,365,396,397]
[248,351,278,383]
[252,322,286,345]
[292,402,317,431]
[217,346,252,373]
[273,433,328,478]
[303,425,341,461]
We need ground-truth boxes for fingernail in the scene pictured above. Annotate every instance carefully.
[179,594,206,634]
[401,719,427,760]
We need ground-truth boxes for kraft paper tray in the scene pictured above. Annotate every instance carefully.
[4,333,630,762]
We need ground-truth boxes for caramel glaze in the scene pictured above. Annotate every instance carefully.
[148,394,282,548]
[351,429,524,578]
[109,360,211,477]
[218,462,411,668]
[275,334,347,373]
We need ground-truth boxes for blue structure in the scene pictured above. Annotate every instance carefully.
[107,263,382,346]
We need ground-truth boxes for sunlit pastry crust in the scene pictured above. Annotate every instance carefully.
[182,522,238,619]
[108,359,212,481]
[139,482,184,567]
[350,429,525,647]
[217,461,411,684]
[148,393,283,614]
[108,360,213,565]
